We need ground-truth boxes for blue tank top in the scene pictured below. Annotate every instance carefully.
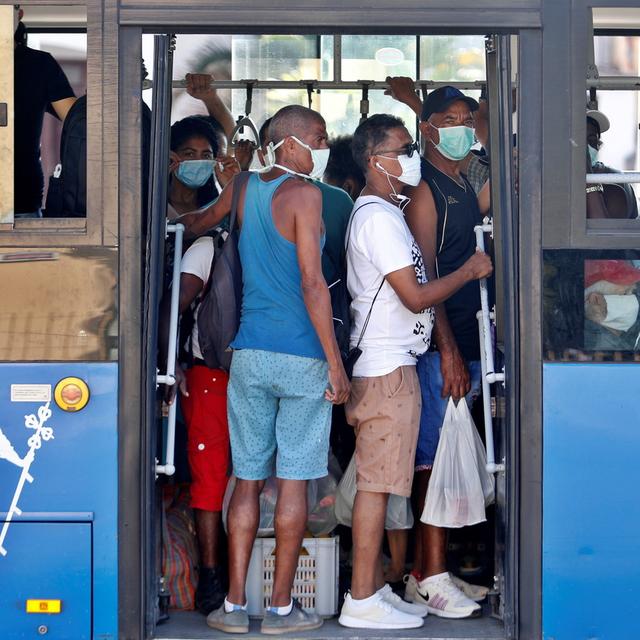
[231,173,325,360]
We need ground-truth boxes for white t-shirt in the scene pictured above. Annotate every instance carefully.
[346,195,435,377]
[180,236,215,361]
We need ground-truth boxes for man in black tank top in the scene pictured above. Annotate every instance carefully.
[401,87,492,618]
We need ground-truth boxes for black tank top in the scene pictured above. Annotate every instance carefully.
[421,158,482,361]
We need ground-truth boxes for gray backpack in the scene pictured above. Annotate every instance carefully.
[196,171,251,371]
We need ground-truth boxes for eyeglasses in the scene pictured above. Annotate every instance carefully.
[375,140,420,159]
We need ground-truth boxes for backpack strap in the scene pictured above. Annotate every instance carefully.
[229,171,252,233]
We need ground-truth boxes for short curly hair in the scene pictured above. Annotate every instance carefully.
[351,114,406,173]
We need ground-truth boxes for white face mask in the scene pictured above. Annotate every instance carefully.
[269,136,330,180]
[601,294,639,332]
[374,153,421,210]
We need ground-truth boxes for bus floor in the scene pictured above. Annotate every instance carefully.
[155,604,504,640]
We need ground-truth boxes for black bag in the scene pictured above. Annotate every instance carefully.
[338,201,382,378]
[45,96,151,218]
[196,171,251,371]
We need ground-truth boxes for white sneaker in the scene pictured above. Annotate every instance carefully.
[378,583,428,618]
[403,573,419,603]
[416,573,482,619]
[450,574,490,602]
[339,592,424,629]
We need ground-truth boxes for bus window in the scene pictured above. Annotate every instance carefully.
[543,249,640,362]
[586,10,640,222]
[1,4,87,228]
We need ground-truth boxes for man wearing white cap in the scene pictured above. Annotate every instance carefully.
[587,109,638,219]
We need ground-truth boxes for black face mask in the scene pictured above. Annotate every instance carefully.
[14,22,27,47]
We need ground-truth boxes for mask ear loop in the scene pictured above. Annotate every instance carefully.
[374,160,411,211]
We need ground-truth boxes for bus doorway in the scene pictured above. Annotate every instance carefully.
[140,27,519,640]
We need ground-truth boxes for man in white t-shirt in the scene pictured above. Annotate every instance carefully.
[338,114,492,630]
[163,235,230,616]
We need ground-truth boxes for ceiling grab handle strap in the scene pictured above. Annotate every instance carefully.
[231,81,260,149]
[359,82,370,124]
[306,81,315,109]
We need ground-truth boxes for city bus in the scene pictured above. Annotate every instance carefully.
[1,2,639,639]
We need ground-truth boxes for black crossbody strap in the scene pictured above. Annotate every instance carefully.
[355,277,385,349]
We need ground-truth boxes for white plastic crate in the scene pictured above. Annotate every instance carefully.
[245,536,339,618]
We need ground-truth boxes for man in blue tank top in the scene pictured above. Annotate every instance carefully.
[400,87,492,618]
[186,105,350,634]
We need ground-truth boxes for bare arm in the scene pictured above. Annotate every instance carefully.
[404,181,479,399]
[51,96,77,122]
[186,73,236,141]
[477,179,491,214]
[293,183,350,404]
[385,252,491,314]
[177,177,235,239]
[384,76,423,117]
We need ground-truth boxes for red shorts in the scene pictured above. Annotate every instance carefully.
[180,365,230,511]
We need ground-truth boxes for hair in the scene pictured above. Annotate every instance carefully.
[259,117,273,146]
[351,114,406,173]
[170,116,220,157]
[269,105,325,144]
[325,135,365,191]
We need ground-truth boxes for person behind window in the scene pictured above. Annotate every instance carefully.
[13,6,76,218]
[586,109,638,219]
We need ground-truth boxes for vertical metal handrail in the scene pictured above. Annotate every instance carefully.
[475,217,505,474]
[156,222,184,477]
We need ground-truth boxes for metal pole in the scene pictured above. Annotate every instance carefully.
[143,78,488,92]
[587,76,640,90]
[333,34,341,83]
[587,172,640,184]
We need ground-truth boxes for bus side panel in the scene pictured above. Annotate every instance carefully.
[543,363,640,640]
[0,363,118,640]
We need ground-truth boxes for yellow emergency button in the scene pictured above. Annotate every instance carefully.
[54,376,90,412]
[26,599,61,614]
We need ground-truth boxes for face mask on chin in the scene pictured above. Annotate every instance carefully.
[429,123,475,161]
[268,136,330,180]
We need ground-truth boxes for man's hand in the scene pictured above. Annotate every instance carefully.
[462,249,493,280]
[384,76,422,116]
[440,348,470,401]
[164,364,189,405]
[185,73,216,102]
[215,155,241,187]
[326,363,350,405]
[234,139,257,171]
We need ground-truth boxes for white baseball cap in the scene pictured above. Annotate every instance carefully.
[586,110,610,134]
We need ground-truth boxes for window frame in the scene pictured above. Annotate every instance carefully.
[0,0,116,248]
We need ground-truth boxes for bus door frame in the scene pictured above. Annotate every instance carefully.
[115,4,545,638]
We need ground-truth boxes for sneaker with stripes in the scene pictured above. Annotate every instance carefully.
[415,572,482,619]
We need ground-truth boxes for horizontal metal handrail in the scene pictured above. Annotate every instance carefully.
[587,172,640,184]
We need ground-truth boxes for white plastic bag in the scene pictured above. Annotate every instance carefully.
[222,472,339,537]
[465,402,495,507]
[421,398,487,528]
[335,455,414,530]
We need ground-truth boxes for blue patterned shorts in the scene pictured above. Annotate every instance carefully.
[227,349,332,480]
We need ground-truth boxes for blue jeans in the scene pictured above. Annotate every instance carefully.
[415,351,482,470]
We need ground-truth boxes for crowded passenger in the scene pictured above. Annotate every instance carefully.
[13,5,76,218]
[384,76,491,194]
[586,109,638,219]
[397,86,491,617]
[337,114,492,630]
[180,105,350,634]
[161,234,231,615]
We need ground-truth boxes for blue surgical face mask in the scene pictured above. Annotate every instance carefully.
[430,123,475,161]
[588,145,599,166]
[175,159,214,188]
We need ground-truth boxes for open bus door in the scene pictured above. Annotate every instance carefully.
[483,34,518,637]
[143,33,175,637]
